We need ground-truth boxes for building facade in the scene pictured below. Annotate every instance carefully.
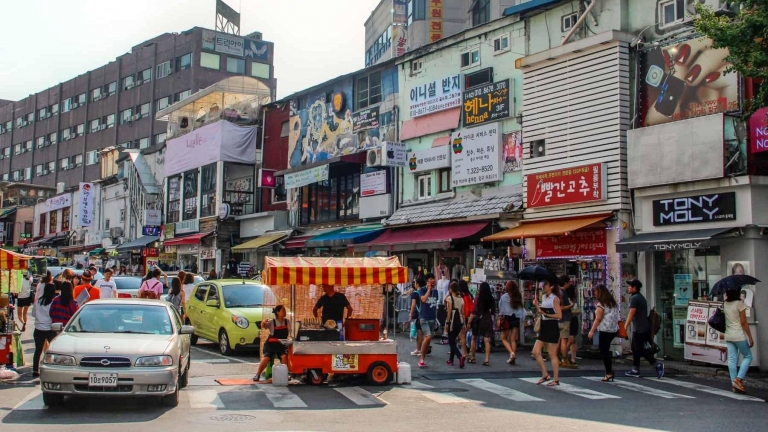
[0,27,275,189]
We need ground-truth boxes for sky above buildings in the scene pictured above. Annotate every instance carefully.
[0,0,381,101]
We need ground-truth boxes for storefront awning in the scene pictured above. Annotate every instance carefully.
[116,235,159,252]
[232,232,291,252]
[89,248,105,256]
[163,232,214,246]
[305,224,384,248]
[354,222,487,252]
[59,245,85,253]
[27,232,69,247]
[615,228,735,253]
[283,227,340,249]
[482,214,612,241]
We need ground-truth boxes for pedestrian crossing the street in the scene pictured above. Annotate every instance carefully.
[6,375,764,414]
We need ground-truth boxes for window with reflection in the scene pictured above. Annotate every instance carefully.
[61,207,71,231]
[183,170,198,220]
[167,176,181,223]
[299,166,360,225]
[49,210,58,234]
[223,164,255,216]
[200,164,217,217]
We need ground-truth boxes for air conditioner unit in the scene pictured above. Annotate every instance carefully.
[705,0,740,14]
[132,114,141,121]
[136,80,143,86]
[110,227,124,238]
[366,148,383,167]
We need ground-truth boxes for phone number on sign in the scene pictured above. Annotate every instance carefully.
[466,165,495,175]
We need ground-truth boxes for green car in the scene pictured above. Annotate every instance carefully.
[185,280,278,355]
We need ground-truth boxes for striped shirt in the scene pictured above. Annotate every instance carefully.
[50,296,79,325]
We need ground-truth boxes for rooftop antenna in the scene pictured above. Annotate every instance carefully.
[215,0,240,35]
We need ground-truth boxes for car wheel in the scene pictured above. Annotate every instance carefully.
[186,319,198,345]
[42,393,64,407]
[179,355,190,389]
[366,361,393,386]
[161,377,180,407]
[219,329,233,356]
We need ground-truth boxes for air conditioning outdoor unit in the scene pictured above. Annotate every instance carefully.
[366,148,383,167]
[132,114,141,121]
[136,80,143,86]
[110,227,124,238]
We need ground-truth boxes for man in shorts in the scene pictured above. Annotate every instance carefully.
[418,273,439,368]
[558,276,576,368]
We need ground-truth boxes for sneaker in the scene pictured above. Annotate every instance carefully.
[459,356,466,369]
[446,360,454,366]
[656,362,665,379]
[418,361,427,368]
[625,369,641,378]
[410,350,421,356]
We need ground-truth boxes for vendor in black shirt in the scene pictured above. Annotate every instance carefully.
[312,284,353,329]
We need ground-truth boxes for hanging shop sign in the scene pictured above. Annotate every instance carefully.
[258,169,277,188]
[750,107,768,153]
[200,249,216,260]
[428,0,443,43]
[652,192,736,226]
[360,170,388,197]
[360,193,392,219]
[535,229,607,258]
[142,226,161,236]
[352,107,379,133]
[45,194,71,212]
[450,122,503,187]
[462,79,511,127]
[408,74,462,118]
[284,164,329,189]
[144,209,162,227]
[407,145,451,173]
[79,183,94,227]
[383,141,407,167]
[142,247,159,257]
[526,163,607,209]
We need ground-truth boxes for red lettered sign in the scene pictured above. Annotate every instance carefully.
[526,163,606,208]
[535,229,607,258]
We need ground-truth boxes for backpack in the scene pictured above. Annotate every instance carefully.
[648,307,662,337]
[139,280,161,300]
[165,293,181,313]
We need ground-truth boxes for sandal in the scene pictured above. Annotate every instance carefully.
[546,380,560,387]
[467,358,477,364]
[482,361,489,366]
[536,375,551,385]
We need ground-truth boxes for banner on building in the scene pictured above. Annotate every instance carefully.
[45,194,71,212]
[202,29,244,56]
[79,183,94,227]
[535,229,607,258]
[450,122,503,188]
[165,121,257,177]
[361,170,388,197]
[284,164,329,189]
[407,145,451,173]
[750,107,768,154]
[526,163,607,209]
[352,106,379,132]
[640,37,740,127]
[392,25,408,58]
[393,0,408,25]
[502,131,523,172]
[462,79,511,127]
[429,0,443,42]
[409,74,462,118]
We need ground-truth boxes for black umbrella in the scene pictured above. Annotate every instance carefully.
[519,266,552,281]
[710,274,760,298]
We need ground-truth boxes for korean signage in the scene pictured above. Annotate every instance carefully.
[352,106,379,133]
[428,0,443,42]
[750,107,768,154]
[526,163,606,209]
[45,194,71,212]
[502,131,523,172]
[450,122,503,188]
[407,145,451,173]
[284,164,329,189]
[202,29,244,56]
[79,183,94,227]
[462,79,511,127]
[535,230,607,258]
[652,192,736,226]
[361,170,387,197]
[409,74,462,118]
[392,25,408,58]
[383,142,407,167]
[142,247,159,257]
[200,249,216,260]
[392,0,407,25]
[640,38,740,127]
[144,209,162,227]
[674,274,693,306]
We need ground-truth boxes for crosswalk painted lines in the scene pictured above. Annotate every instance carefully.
[649,377,765,402]
[519,378,620,400]
[12,388,45,411]
[334,386,388,406]
[408,380,476,404]
[187,388,226,409]
[261,385,308,408]
[581,377,695,399]
[458,378,544,402]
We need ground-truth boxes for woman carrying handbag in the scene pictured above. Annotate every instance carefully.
[443,282,466,368]
[587,285,619,382]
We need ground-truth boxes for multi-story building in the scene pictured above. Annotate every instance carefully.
[0,27,276,189]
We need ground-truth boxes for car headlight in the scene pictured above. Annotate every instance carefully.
[231,315,249,329]
[135,355,173,367]
[43,354,77,366]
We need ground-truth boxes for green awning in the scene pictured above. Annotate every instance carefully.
[89,248,105,256]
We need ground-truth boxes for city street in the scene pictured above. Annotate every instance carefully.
[1,333,767,432]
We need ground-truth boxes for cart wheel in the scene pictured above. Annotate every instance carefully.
[366,361,392,386]
[306,369,326,386]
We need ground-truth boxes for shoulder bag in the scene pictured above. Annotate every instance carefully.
[447,295,463,333]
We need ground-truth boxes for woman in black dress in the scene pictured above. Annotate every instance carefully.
[467,282,496,366]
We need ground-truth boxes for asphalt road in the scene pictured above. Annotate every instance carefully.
[2,336,767,432]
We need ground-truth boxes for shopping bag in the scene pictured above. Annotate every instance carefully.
[410,321,417,339]
[617,321,628,339]
[533,315,541,333]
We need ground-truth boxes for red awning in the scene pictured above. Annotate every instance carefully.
[163,232,213,246]
[354,222,487,252]
[283,235,313,249]
[400,108,461,141]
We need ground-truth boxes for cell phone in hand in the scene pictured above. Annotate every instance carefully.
[654,74,686,117]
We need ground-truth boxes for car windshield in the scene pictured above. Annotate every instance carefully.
[222,284,276,308]
[113,277,142,290]
[66,304,173,335]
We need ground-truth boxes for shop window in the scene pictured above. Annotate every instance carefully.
[438,168,452,194]
[49,210,58,234]
[183,170,198,220]
[39,213,46,237]
[200,164,217,218]
[272,176,287,204]
[356,71,382,110]
[167,176,181,223]
[417,174,432,200]
[223,166,255,216]
[61,207,71,231]
[299,172,359,225]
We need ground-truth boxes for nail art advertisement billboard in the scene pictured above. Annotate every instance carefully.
[639,37,741,127]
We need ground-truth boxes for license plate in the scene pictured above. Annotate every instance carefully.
[89,373,118,387]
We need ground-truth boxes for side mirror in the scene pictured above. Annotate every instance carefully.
[51,323,63,332]
[180,325,194,335]
[205,299,219,308]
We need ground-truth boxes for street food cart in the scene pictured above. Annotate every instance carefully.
[0,249,32,368]
[262,256,408,385]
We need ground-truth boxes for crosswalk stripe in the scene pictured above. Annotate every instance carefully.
[261,385,308,408]
[13,388,45,411]
[191,359,231,364]
[187,389,225,409]
[408,380,475,404]
[519,378,620,400]
[582,377,695,399]
[651,378,764,402]
[459,378,543,402]
[334,387,387,406]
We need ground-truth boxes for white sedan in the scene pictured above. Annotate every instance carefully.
[40,299,193,407]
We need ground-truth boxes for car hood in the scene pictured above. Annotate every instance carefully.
[49,333,174,357]
[226,307,268,321]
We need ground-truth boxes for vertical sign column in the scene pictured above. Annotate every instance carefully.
[429,0,443,43]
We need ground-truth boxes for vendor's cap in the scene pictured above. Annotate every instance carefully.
[627,279,643,289]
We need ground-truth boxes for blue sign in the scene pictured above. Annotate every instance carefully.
[143,226,161,236]
[244,39,269,61]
